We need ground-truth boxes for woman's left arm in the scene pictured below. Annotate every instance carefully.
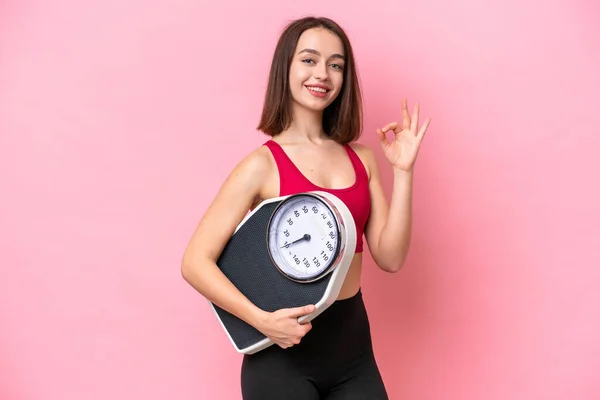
[362,99,431,273]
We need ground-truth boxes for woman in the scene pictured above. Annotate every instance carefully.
[181,16,431,400]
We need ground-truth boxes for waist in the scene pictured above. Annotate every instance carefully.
[289,287,372,357]
[336,253,362,300]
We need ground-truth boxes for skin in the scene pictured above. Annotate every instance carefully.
[181,27,431,349]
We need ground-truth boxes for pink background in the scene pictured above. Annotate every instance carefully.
[1,0,599,399]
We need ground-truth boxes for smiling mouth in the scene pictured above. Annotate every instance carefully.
[305,86,329,93]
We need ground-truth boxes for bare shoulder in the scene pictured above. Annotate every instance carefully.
[232,144,274,178]
[221,144,275,198]
[182,143,275,262]
[348,142,378,180]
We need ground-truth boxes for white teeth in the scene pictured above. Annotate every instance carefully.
[307,86,327,93]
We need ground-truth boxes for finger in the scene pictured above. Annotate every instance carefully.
[417,117,431,141]
[301,322,313,334]
[402,98,411,130]
[287,304,315,318]
[380,121,399,133]
[376,128,391,148]
[277,339,292,348]
[410,103,419,134]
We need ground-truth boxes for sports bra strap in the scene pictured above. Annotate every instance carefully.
[343,144,369,184]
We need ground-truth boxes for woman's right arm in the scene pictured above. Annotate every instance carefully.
[181,147,314,348]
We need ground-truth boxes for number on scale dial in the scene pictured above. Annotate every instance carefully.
[267,194,341,282]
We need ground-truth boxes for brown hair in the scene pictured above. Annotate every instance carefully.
[256,16,363,144]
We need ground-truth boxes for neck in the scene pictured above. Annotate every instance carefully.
[279,103,327,144]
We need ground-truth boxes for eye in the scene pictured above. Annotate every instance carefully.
[301,58,315,64]
[330,63,344,70]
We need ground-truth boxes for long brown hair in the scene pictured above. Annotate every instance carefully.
[256,16,363,145]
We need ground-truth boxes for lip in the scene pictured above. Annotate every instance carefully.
[305,84,331,91]
[305,84,331,98]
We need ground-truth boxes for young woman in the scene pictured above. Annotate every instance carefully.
[182,16,431,400]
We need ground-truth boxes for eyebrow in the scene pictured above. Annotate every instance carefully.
[297,48,345,60]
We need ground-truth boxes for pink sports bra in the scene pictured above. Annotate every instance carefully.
[263,140,371,253]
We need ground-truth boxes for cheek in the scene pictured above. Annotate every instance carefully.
[332,72,344,91]
[290,65,310,84]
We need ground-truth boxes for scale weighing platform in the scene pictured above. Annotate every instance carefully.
[210,191,357,354]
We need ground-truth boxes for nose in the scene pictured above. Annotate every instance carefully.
[313,62,329,81]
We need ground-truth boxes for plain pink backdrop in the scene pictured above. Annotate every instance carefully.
[1,0,599,399]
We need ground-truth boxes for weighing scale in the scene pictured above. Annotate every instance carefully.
[210,191,357,354]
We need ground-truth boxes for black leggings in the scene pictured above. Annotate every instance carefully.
[240,289,388,399]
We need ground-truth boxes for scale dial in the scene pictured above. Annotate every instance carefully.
[267,193,343,282]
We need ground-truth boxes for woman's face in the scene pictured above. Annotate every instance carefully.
[288,27,345,114]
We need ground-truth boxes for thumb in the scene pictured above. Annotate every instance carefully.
[376,128,390,147]
[287,304,315,318]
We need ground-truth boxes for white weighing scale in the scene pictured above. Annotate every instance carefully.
[210,191,357,354]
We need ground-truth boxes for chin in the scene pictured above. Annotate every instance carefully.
[293,92,338,112]
[294,101,329,114]
[307,101,332,111]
